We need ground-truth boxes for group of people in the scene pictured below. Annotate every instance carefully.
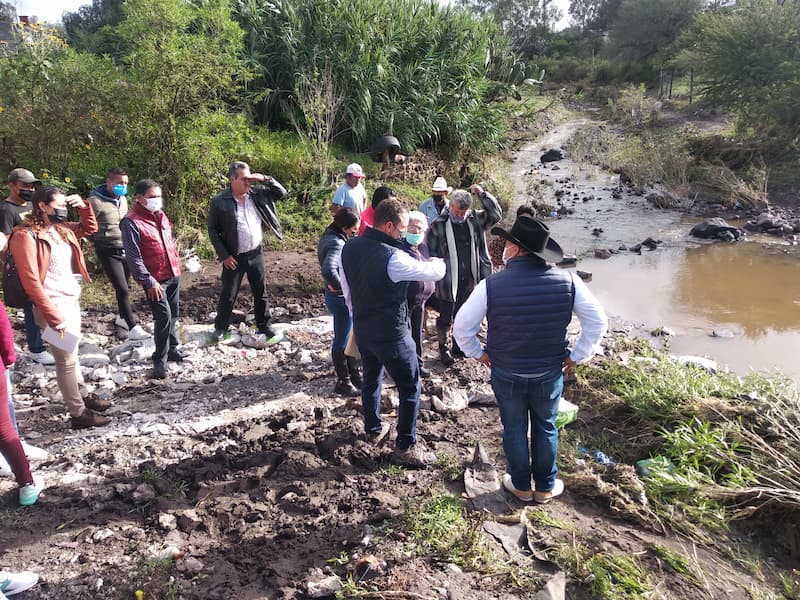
[0,161,286,508]
[319,165,608,501]
[0,158,607,512]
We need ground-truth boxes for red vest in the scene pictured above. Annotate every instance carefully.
[126,203,181,282]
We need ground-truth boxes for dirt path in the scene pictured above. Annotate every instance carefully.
[0,248,787,599]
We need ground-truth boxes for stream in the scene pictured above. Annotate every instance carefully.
[510,119,800,381]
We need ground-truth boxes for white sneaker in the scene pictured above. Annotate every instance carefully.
[19,475,44,506]
[114,316,129,330]
[20,440,49,461]
[0,570,38,595]
[29,350,55,365]
[127,325,150,341]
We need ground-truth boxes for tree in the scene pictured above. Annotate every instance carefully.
[607,0,702,62]
[62,0,125,56]
[569,0,622,32]
[457,0,561,56]
[681,0,800,142]
[0,1,16,22]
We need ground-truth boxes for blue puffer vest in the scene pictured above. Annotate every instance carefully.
[341,227,409,344]
[485,257,575,374]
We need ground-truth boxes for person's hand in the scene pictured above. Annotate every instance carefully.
[327,284,340,293]
[54,321,67,331]
[477,352,491,366]
[250,173,272,184]
[65,194,87,210]
[562,356,577,374]
[469,184,484,197]
[147,283,164,301]
[0,231,7,253]
[223,256,237,270]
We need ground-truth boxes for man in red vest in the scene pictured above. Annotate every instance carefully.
[120,179,182,379]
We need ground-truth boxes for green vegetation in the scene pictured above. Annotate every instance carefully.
[649,544,702,587]
[587,553,652,599]
[401,493,491,569]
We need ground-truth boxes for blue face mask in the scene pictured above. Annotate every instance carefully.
[405,232,424,246]
[112,183,128,197]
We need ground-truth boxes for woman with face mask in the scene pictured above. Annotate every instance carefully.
[9,186,113,430]
[400,211,436,378]
[317,207,361,396]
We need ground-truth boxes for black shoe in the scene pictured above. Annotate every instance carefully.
[167,349,185,363]
[451,342,466,359]
[150,363,168,379]
[419,365,431,379]
[334,379,359,397]
[259,325,277,338]
[439,345,454,367]
[345,355,362,388]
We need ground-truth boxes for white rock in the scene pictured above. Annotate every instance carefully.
[675,355,717,373]
[92,528,115,543]
[159,513,177,531]
[111,372,128,385]
[307,575,342,598]
[433,388,469,413]
[298,349,313,364]
[132,483,157,504]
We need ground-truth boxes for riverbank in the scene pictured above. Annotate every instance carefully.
[0,252,797,599]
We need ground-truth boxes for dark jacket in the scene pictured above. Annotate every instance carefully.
[207,182,286,261]
[401,240,435,309]
[317,225,348,293]
[425,190,501,302]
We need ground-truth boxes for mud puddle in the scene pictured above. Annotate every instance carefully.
[512,119,800,381]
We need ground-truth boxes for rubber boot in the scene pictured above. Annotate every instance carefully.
[437,329,454,367]
[333,351,359,396]
[345,355,363,389]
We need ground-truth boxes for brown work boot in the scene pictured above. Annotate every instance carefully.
[70,410,111,430]
[83,394,112,412]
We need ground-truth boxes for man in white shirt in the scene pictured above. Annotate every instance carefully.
[208,161,286,341]
[453,216,607,504]
[331,163,368,215]
[340,199,446,466]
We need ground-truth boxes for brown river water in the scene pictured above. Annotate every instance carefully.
[510,120,800,381]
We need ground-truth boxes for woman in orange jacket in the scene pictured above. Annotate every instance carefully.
[10,186,113,429]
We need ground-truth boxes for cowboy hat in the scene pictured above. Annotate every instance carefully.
[431,176,452,194]
[491,216,564,264]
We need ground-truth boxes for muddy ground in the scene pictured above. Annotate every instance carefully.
[0,249,794,600]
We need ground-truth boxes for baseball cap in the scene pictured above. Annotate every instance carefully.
[345,163,365,178]
[8,168,40,184]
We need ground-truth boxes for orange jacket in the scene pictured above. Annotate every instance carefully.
[9,204,98,328]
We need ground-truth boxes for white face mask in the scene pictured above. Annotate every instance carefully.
[502,245,516,265]
[145,196,163,212]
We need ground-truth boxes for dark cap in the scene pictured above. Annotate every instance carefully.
[491,216,564,264]
[8,168,40,184]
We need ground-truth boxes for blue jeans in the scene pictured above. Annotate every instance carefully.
[359,334,420,449]
[324,291,351,354]
[491,366,563,493]
[24,304,45,354]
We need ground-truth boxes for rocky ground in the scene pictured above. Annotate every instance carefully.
[0,251,794,600]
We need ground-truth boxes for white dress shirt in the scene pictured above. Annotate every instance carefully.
[453,267,608,366]
[340,247,446,314]
[236,194,263,253]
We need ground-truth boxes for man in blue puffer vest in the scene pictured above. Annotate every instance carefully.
[340,199,446,467]
[454,216,607,503]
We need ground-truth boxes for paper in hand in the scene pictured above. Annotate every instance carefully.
[42,326,81,354]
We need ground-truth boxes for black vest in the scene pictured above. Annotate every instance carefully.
[341,227,409,343]
[485,257,575,374]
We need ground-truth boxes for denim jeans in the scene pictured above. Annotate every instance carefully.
[358,334,420,449]
[324,290,351,354]
[23,303,45,354]
[491,366,563,493]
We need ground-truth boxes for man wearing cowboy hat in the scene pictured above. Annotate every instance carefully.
[418,176,452,227]
[453,215,607,504]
